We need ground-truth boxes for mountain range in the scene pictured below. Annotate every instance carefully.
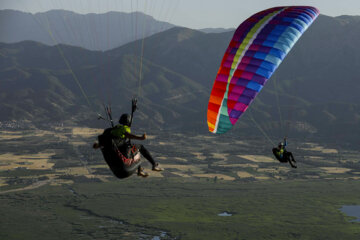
[1,12,360,144]
[0,9,175,51]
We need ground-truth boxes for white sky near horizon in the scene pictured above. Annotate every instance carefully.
[1,0,359,29]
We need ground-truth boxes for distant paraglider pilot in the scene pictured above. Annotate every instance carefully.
[272,137,297,168]
[93,98,164,178]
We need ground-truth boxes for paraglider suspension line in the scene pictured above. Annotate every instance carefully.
[248,110,275,146]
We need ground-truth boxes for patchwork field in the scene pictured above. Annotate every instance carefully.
[1,127,360,239]
[0,127,359,192]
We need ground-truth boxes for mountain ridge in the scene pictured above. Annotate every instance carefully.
[1,14,360,144]
[0,9,175,51]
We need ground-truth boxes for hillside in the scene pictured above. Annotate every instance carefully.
[0,14,360,144]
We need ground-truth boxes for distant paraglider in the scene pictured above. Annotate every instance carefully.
[207,6,319,134]
[272,137,297,168]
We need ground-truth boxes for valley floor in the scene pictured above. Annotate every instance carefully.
[0,127,360,239]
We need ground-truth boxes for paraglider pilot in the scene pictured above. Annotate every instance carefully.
[272,137,297,168]
[94,99,163,177]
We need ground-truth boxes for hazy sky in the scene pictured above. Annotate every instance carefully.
[1,0,359,29]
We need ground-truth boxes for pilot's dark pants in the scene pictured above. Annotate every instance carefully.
[137,144,156,166]
[285,151,295,162]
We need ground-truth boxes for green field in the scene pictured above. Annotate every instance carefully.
[1,128,360,239]
[1,178,360,239]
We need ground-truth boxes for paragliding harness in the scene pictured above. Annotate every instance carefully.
[272,148,287,163]
[97,99,142,178]
[272,147,297,168]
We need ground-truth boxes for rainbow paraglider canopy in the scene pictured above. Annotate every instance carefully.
[207,6,319,134]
